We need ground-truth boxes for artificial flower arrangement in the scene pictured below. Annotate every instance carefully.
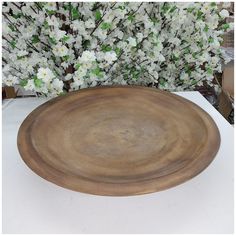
[2,2,233,96]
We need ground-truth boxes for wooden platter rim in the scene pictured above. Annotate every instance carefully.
[17,86,221,196]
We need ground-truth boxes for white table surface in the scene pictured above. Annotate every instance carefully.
[2,91,234,234]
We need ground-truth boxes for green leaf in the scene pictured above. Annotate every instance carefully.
[12,13,22,19]
[75,63,81,70]
[17,56,26,60]
[63,4,72,11]
[9,25,16,31]
[52,55,56,62]
[170,6,177,13]
[72,8,80,20]
[161,2,171,13]
[172,54,179,61]
[48,37,57,45]
[62,55,69,61]
[20,79,28,87]
[140,66,145,73]
[101,22,112,30]
[208,37,214,43]
[83,40,91,49]
[61,35,70,42]
[222,23,230,30]
[197,10,204,20]
[46,9,56,15]
[151,18,160,25]
[91,66,103,78]
[101,44,112,52]
[32,35,40,44]
[118,5,125,10]
[162,3,170,13]
[33,76,43,88]
[211,2,216,7]
[10,40,16,49]
[191,79,197,85]
[43,20,49,29]
[91,66,101,76]
[149,32,154,38]
[95,10,102,21]
[207,67,213,74]
[115,47,121,56]
[159,78,165,86]
[203,25,209,32]
[197,40,204,48]
[184,47,190,54]
[59,91,66,96]
[184,65,192,76]
[192,52,198,59]
[128,14,135,22]
[187,7,195,13]
[131,70,140,80]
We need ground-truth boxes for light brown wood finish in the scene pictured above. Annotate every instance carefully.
[17,86,220,196]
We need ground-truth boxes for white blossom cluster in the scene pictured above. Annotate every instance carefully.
[2,2,233,96]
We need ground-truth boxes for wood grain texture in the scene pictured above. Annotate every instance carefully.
[17,86,220,196]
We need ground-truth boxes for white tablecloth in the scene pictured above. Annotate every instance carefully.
[2,91,234,234]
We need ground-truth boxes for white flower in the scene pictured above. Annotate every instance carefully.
[64,73,73,81]
[52,43,68,57]
[211,40,220,49]
[90,38,98,49]
[37,68,55,83]
[156,42,163,52]
[206,15,218,29]
[24,79,35,91]
[2,64,10,73]
[157,54,165,62]
[53,30,67,40]
[79,50,96,63]
[71,20,86,33]
[85,19,95,28]
[61,61,69,69]
[70,78,84,90]
[52,78,63,91]
[3,75,19,86]
[2,2,231,95]
[44,2,57,11]
[127,37,137,47]
[136,33,143,43]
[180,72,188,81]
[116,30,124,39]
[219,9,229,18]
[17,50,28,57]
[168,38,181,46]
[22,25,36,38]
[201,4,211,14]
[75,67,87,77]
[96,51,105,61]
[210,56,219,65]
[2,20,10,34]
[104,51,117,63]
[74,35,82,49]
[153,71,159,81]
[93,28,107,40]
[47,16,59,27]
[144,19,153,29]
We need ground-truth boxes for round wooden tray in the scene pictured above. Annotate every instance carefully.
[17,86,220,196]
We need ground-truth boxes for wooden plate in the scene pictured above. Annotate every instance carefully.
[17,86,220,196]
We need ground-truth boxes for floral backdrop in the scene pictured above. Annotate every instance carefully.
[2,2,233,96]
